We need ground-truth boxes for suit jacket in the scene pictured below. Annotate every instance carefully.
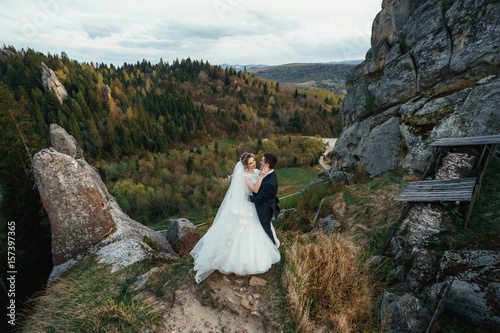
[250,171,280,244]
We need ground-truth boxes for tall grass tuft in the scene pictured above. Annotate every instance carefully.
[283,234,375,332]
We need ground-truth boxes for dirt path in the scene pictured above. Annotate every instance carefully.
[157,272,273,333]
[319,138,337,169]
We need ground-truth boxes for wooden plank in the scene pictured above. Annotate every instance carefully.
[395,178,477,202]
[396,196,473,202]
[430,135,500,147]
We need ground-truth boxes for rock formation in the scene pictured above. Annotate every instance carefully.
[331,0,500,330]
[33,124,178,283]
[33,148,116,265]
[331,0,500,177]
[41,62,67,104]
[49,124,84,159]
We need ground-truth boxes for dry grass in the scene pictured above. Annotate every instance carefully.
[283,234,376,332]
[21,257,163,332]
[330,172,417,253]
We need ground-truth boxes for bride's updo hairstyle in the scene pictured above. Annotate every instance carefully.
[240,152,255,168]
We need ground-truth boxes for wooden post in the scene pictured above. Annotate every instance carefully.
[313,198,325,228]
[465,144,496,228]
[425,277,455,333]
[382,203,411,255]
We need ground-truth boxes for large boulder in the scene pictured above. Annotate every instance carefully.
[49,124,84,159]
[166,218,200,256]
[35,124,178,281]
[41,62,67,104]
[33,149,116,265]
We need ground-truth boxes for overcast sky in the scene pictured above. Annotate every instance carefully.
[2,0,382,66]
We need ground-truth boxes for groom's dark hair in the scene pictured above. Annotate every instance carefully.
[264,153,277,169]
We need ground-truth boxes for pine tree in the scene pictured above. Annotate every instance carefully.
[257,138,264,152]
[186,156,195,174]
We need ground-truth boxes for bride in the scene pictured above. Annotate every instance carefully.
[190,152,281,283]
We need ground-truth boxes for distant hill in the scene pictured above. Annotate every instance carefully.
[247,63,358,93]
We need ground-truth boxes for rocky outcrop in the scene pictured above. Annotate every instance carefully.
[329,1,500,329]
[49,124,84,159]
[41,62,67,104]
[33,149,116,265]
[100,84,111,102]
[331,0,500,177]
[34,124,178,282]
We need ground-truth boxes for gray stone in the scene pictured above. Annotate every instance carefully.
[381,291,431,333]
[34,142,178,283]
[399,96,427,116]
[399,123,432,174]
[328,169,354,185]
[341,80,371,125]
[395,203,448,248]
[134,267,161,289]
[41,62,67,104]
[331,0,500,176]
[435,152,476,180]
[429,78,500,139]
[100,84,111,102]
[401,0,444,49]
[388,265,406,283]
[33,149,116,265]
[447,0,500,73]
[353,117,402,177]
[414,89,469,117]
[364,38,392,76]
[406,247,440,293]
[413,28,452,91]
[166,218,200,256]
[96,239,155,273]
[317,215,341,235]
[432,250,500,329]
[50,124,84,159]
[369,54,417,109]
[332,118,374,170]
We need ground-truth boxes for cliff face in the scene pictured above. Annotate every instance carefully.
[332,0,500,176]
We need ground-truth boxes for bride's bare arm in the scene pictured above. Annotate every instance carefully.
[245,167,267,194]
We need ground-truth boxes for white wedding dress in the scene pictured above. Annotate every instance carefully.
[190,161,280,283]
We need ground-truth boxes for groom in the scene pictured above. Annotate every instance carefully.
[250,153,280,245]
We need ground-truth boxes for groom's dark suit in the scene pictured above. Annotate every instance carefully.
[250,171,280,245]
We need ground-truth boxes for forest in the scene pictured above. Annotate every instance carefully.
[0,46,343,311]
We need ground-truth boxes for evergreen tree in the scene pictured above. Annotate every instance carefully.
[186,156,195,174]
[257,138,264,152]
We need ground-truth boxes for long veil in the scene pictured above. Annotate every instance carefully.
[211,161,252,227]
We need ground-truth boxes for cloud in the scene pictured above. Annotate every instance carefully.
[0,0,382,66]
[83,24,122,39]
